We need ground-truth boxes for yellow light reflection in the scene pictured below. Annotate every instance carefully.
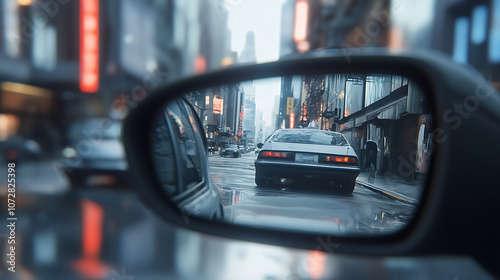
[17,0,32,6]
[1,82,53,98]
[0,115,19,141]
[221,57,233,66]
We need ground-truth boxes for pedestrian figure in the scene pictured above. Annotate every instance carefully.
[365,140,378,183]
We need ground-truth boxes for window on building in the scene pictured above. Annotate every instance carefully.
[365,74,392,107]
[453,17,469,63]
[471,5,488,45]
[344,75,364,117]
[489,0,500,63]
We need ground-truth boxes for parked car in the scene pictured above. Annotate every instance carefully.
[219,144,241,158]
[0,135,43,163]
[61,118,129,186]
[255,128,360,193]
[247,144,256,152]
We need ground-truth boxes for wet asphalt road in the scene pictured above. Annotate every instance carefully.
[0,160,492,279]
[210,152,417,236]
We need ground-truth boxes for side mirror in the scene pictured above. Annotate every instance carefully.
[257,143,264,149]
[122,49,500,269]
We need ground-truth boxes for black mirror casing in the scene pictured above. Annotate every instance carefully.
[123,49,500,276]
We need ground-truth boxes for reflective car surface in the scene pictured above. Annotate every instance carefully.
[220,144,241,158]
[61,119,128,186]
[150,98,223,220]
[255,128,360,193]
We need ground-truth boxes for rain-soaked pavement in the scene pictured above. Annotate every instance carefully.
[211,152,416,236]
[0,159,493,279]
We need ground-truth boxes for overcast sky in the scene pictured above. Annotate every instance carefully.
[227,0,286,127]
[227,0,286,63]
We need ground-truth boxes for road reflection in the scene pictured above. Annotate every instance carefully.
[213,153,415,236]
[0,160,493,280]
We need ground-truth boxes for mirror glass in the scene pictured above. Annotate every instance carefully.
[150,73,433,236]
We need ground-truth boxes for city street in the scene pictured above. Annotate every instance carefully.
[0,159,489,279]
[210,152,417,236]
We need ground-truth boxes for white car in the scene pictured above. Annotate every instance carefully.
[255,128,360,193]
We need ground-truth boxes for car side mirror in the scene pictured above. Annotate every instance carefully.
[122,49,500,274]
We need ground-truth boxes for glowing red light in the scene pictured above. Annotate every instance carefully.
[294,1,308,42]
[80,0,100,93]
[195,56,207,74]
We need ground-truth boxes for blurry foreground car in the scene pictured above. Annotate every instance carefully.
[61,118,128,186]
[220,144,241,158]
[255,128,360,193]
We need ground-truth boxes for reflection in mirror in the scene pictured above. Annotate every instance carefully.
[150,73,433,236]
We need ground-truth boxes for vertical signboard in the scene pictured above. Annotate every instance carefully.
[80,0,100,93]
[286,97,294,115]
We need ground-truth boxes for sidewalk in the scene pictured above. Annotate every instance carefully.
[356,172,423,206]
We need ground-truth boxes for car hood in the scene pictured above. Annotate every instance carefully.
[265,142,358,157]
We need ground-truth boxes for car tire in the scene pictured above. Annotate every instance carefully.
[337,181,355,194]
[255,176,267,186]
[255,170,268,186]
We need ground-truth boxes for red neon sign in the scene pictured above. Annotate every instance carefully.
[80,0,100,93]
[294,1,308,42]
[290,113,295,128]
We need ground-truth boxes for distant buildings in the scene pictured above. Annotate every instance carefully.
[240,31,257,146]
[275,0,500,181]
[0,0,236,154]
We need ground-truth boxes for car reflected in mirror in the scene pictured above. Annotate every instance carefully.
[150,98,223,220]
[149,72,432,236]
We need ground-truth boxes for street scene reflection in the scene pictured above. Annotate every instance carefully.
[152,73,433,236]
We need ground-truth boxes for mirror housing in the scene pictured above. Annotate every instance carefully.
[123,49,500,273]
[257,143,264,149]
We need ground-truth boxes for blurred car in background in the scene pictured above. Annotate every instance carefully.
[255,128,360,193]
[220,144,241,158]
[61,118,128,186]
[247,144,256,152]
[0,135,43,163]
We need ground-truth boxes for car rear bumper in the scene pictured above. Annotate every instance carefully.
[255,160,360,182]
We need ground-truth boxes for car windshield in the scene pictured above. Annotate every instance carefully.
[270,130,349,146]
[227,145,238,148]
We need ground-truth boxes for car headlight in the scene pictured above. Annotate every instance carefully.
[62,147,77,158]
